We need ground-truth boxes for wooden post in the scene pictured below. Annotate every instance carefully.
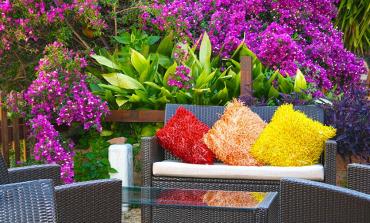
[12,118,20,163]
[240,56,252,97]
[0,92,9,166]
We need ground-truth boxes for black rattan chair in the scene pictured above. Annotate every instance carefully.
[0,179,56,223]
[347,163,370,194]
[141,104,337,223]
[0,157,122,223]
[280,178,370,223]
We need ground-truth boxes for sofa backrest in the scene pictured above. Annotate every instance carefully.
[165,104,324,125]
[163,104,325,161]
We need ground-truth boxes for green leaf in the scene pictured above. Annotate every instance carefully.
[148,36,161,45]
[294,69,307,92]
[212,85,228,103]
[157,32,174,56]
[102,73,144,90]
[91,55,120,70]
[100,130,113,137]
[144,81,162,91]
[113,33,130,44]
[195,70,216,88]
[268,86,280,98]
[116,97,128,107]
[98,84,127,94]
[131,49,150,82]
[163,62,177,87]
[199,32,212,73]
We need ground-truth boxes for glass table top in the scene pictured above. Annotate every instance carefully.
[122,187,270,209]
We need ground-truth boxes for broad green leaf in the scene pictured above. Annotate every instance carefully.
[116,97,128,107]
[199,32,212,73]
[239,45,257,60]
[212,85,228,103]
[193,88,211,93]
[268,86,280,98]
[144,81,162,91]
[157,54,172,68]
[113,33,130,44]
[231,39,245,59]
[267,70,280,86]
[157,32,174,56]
[163,62,177,87]
[195,70,216,88]
[98,84,127,94]
[131,49,150,82]
[91,55,120,70]
[160,87,172,97]
[294,69,307,92]
[102,73,144,90]
[148,36,161,45]
[253,74,267,97]
[277,73,293,94]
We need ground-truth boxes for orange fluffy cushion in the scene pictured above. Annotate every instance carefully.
[203,99,266,166]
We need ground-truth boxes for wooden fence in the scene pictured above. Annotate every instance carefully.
[0,92,29,166]
[0,56,253,165]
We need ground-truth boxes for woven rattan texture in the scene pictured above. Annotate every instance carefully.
[55,179,122,223]
[0,180,56,223]
[347,164,370,194]
[280,178,370,223]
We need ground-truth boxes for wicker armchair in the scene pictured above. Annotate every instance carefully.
[0,179,57,223]
[347,163,370,194]
[142,104,336,223]
[0,157,122,223]
[280,178,370,223]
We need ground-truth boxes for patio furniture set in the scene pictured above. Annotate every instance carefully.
[0,104,369,223]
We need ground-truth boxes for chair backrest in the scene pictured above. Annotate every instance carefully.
[348,163,370,194]
[0,179,57,223]
[280,178,370,223]
[163,104,325,160]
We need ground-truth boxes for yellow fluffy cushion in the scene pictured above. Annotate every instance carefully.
[203,99,266,166]
[250,104,336,166]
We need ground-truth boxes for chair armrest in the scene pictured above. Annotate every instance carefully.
[348,163,370,194]
[8,164,62,186]
[280,178,370,223]
[324,140,337,185]
[55,179,122,223]
[141,136,164,187]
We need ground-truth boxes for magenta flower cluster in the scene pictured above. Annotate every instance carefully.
[29,115,75,183]
[168,65,192,89]
[0,0,105,54]
[24,42,109,183]
[143,0,366,92]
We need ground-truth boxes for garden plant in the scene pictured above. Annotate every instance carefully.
[0,0,368,184]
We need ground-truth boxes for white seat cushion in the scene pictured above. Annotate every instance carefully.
[153,160,324,181]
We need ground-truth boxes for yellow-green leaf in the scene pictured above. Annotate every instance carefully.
[294,69,307,92]
[102,73,144,90]
[91,55,120,70]
[199,32,212,73]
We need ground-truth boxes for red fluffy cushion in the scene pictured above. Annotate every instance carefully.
[156,107,214,164]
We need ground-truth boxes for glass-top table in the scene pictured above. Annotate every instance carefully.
[122,187,279,223]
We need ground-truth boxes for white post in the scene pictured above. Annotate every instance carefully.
[109,144,133,212]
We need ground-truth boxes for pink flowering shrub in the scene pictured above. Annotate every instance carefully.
[22,42,109,183]
[143,0,366,92]
[0,0,105,54]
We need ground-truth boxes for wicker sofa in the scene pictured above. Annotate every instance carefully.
[280,178,370,223]
[0,157,122,223]
[347,163,370,194]
[142,104,337,222]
